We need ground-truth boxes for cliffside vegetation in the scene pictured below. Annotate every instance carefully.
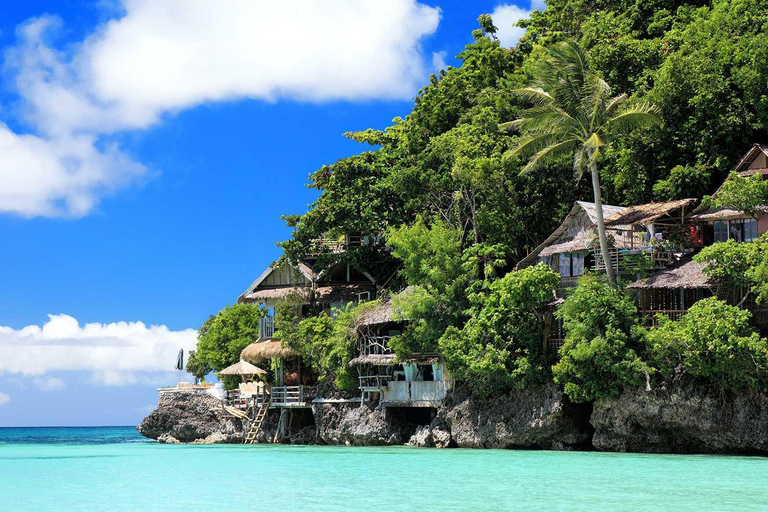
[196,0,768,402]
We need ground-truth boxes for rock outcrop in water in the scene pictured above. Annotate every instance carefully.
[432,383,592,449]
[138,381,768,454]
[138,391,244,443]
[591,382,768,455]
[313,401,408,446]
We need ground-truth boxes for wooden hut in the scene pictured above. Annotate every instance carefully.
[627,257,714,326]
[516,201,626,290]
[347,291,452,407]
[692,144,768,244]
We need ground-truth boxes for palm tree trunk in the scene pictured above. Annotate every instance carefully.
[589,155,616,284]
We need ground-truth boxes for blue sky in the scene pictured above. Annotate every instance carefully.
[0,0,540,426]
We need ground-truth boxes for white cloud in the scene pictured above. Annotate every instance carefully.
[1,0,442,218]
[0,392,10,406]
[33,376,66,391]
[432,51,448,73]
[0,314,198,386]
[491,1,543,48]
[0,124,145,218]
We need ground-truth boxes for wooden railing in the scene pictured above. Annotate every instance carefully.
[642,309,687,327]
[359,375,391,390]
[270,385,308,406]
[258,316,275,339]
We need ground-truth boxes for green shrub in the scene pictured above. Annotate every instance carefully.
[552,276,649,402]
[438,263,560,396]
[646,297,768,393]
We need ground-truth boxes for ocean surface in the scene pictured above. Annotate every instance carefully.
[1,426,768,511]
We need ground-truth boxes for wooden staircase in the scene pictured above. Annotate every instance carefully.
[244,398,271,445]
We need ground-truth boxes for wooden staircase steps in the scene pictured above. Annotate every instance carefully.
[244,399,271,445]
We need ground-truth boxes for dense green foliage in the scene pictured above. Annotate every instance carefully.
[646,298,768,392]
[185,350,212,381]
[196,304,265,373]
[696,235,768,305]
[274,301,363,391]
[552,277,650,402]
[438,263,560,396]
[704,172,768,216]
[198,1,768,402]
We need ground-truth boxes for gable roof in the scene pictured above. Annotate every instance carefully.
[516,201,624,269]
[603,199,697,227]
[237,261,315,303]
[693,144,768,219]
[732,144,768,174]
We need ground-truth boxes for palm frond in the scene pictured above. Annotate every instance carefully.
[520,139,579,175]
[511,133,560,159]
[604,103,663,136]
[511,87,553,106]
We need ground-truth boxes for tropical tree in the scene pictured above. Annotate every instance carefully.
[502,41,662,283]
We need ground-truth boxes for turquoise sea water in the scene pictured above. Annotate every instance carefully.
[2,427,768,511]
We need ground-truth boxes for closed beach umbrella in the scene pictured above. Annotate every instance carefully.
[175,349,184,371]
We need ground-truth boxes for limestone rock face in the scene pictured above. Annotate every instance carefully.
[313,402,406,446]
[138,391,244,443]
[156,433,181,444]
[438,383,592,450]
[591,383,768,454]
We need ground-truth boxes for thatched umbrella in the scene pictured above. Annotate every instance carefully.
[241,339,299,385]
[219,360,267,382]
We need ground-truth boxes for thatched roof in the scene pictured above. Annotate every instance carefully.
[355,288,413,328]
[348,353,440,366]
[516,201,624,269]
[627,258,713,289]
[241,338,298,363]
[241,283,375,304]
[218,360,267,376]
[604,199,697,227]
[238,261,316,303]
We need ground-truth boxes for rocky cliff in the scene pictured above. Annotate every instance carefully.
[137,391,244,443]
[138,382,768,454]
[591,382,768,455]
[411,382,592,449]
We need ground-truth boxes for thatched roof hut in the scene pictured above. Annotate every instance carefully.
[516,201,625,269]
[604,199,697,227]
[627,258,713,289]
[218,360,267,376]
[241,338,298,364]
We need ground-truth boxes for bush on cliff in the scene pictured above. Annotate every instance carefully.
[438,263,560,397]
[646,297,768,393]
[552,276,650,403]
[275,300,371,391]
[196,304,266,378]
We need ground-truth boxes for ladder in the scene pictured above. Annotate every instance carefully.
[244,398,271,445]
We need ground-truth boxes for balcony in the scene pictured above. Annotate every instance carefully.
[258,316,275,339]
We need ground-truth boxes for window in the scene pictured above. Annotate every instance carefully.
[744,218,758,242]
[571,252,585,276]
[558,254,571,277]
[714,221,728,242]
[715,218,759,243]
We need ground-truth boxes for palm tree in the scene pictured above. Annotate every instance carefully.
[502,41,662,283]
